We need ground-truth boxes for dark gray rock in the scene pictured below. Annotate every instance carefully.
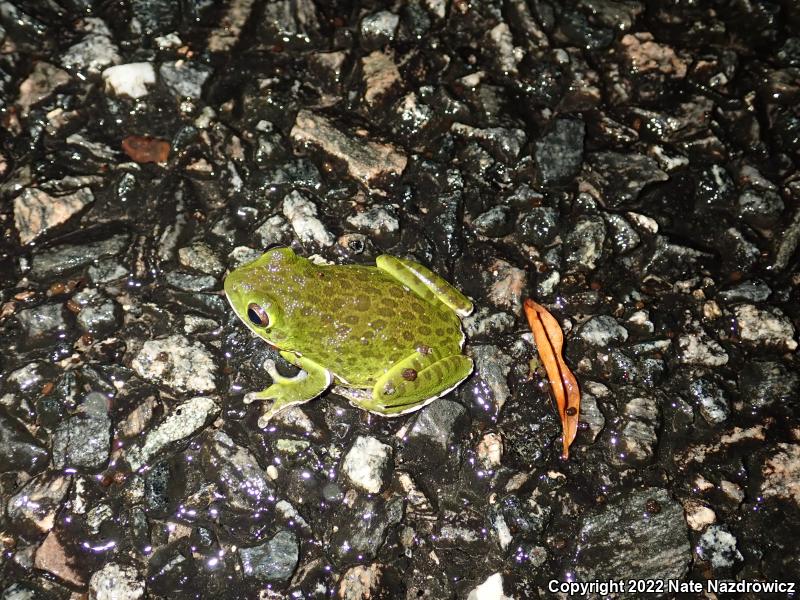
[717,279,771,304]
[608,395,660,466]
[586,152,668,208]
[72,288,119,335]
[408,399,469,451]
[452,124,527,164]
[16,303,67,348]
[737,189,784,229]
[488,494,550,550]
[563,215,606,272]
[604,213,640,253]
[720,227,759,272]
[0,407,49,474]
[517,206,559,246]
[200,430,274,511]
[574,488,690,593]
[159,61,212,100]
[738,361,799,408]
[534,118,585,184]
[164,270,218,292]
[579,388,606,443]
[238,530,299,582]
[328,495,403,564]
[467,345,513,412]
[30,234,129,279]
[403,399,470,474]
[686,378,729,425]
[472,206,514,238]
[52,392,111,470]
[178,242,225,277]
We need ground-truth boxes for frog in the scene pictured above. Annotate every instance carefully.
[224,247,474,427]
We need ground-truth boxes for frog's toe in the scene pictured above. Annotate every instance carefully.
[247,355,332,427]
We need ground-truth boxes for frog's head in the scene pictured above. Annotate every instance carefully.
[224,247,299,344]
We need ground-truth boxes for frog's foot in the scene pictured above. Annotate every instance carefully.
[376,255,473,316]
[244,351,332,428]
[357,349,474,416]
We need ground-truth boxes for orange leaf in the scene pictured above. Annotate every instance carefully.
[523,298,580,459]
[121,135,170,164]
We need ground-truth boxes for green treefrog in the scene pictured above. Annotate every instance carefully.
[224,247,474,427]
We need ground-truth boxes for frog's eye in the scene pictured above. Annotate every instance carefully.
[247,303,270,327]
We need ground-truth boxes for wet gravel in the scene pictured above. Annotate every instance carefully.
[1,0,799,598]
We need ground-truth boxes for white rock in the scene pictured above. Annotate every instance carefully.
[626,211,659,233]
[62,33,120,74]
[683,499,716,531]
[677,329,728,367]
[360,11,399,41]
[627,310,654,333]
[229,245,263,268]
[696,525,742,568]
[476,432,503,468]
[734,304,797,350]
[102,63,156,99]
[347,206,399,234]
[131,397,219,470]
[492,514,513,550]
[488,22,519,74]
[467,573,513,600]
[89,563,144,600]
[341,436,393,494]
[577,315,628,346]
[256,215,291,248]
[132,334,217,393]
[282,190,335,247]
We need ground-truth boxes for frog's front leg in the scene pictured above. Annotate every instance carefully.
[376,255,474,316]
[356,348,474,416]
[244,351,332,427]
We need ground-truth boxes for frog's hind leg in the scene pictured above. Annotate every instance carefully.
[358,349,474,416]
[244,351,332,428]
[376,255,473,316]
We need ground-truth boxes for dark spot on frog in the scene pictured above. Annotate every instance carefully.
[402,368,417,381]
[371,318,387,330]
[354,295,371,311]
[418,325,431,336]
[402,331,414,342]
[435,328,445,337]
[566,406,578,416]
[400,310,414,321]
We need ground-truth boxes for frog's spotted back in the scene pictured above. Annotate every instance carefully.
[224,247,474,423]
